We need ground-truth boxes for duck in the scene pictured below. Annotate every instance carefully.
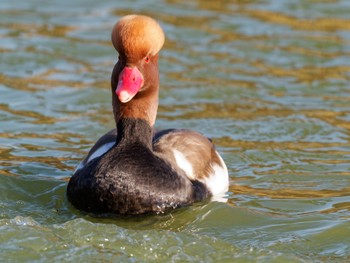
[67,14,229,215]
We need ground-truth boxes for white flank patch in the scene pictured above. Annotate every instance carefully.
[201,151,229,202]
[74,142,115,172]
[74,161,84,173]
[173,149,194,180]
[87,142,115,163]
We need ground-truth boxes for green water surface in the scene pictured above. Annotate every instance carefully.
[1,0,350,262]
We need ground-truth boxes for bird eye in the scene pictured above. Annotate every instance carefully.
[145,56,150,63]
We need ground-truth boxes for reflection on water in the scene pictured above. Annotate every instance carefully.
[1,0,350,261]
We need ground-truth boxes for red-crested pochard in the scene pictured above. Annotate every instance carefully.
[67,15,229,215]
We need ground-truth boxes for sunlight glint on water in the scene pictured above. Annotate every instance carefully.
[1,0,350,261]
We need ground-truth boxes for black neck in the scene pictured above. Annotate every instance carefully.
[116,118,153,148]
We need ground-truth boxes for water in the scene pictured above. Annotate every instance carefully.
[1,0,350,262]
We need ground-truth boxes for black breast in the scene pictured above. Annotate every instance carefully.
[67,118,210,215]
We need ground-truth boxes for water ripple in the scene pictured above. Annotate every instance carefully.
[1,0,350,261]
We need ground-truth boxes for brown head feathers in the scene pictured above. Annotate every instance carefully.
[111,15,165,59]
